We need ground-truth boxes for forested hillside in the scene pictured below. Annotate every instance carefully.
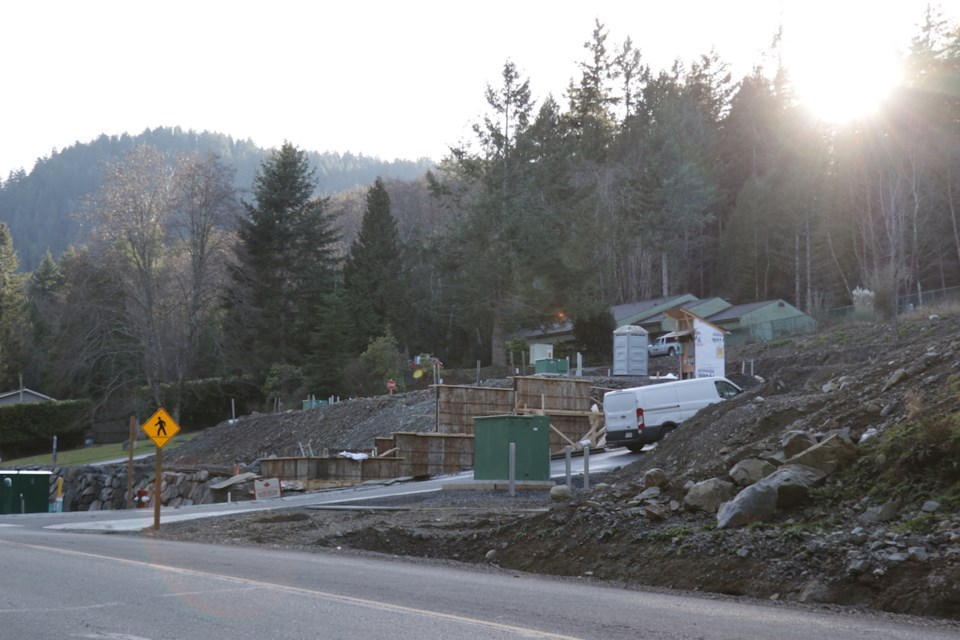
[0,16,958,439]
[0,127,432,270]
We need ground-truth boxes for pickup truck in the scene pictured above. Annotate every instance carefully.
[648,335,681,357]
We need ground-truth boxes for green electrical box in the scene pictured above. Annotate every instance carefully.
[0,470,52,514]
[473,415,550,481]
[534,358,569,374]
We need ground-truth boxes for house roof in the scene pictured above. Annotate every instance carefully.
[0,388,56,403]
[707,300,792,322]
[641,297,731,328]
[612,294,697,325]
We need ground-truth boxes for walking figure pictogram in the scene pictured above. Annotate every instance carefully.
[156,416,167,436]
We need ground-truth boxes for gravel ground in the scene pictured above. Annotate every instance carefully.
[149,313,960,623]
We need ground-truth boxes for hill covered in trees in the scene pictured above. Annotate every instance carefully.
[0,14,958,437]
[0,127,432,271]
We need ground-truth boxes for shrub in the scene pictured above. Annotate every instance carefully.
[0,400,92,457]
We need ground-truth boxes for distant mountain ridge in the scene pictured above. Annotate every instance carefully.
[0,126,434,271]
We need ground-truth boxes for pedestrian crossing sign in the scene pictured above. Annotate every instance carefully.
[141,407,180,449]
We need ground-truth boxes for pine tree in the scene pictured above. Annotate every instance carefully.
[0,223,30,388]
[225,142,340,385]
[342,177,402,353]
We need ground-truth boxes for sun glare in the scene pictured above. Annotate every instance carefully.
[791,53,902,122]
[784,6,905,123]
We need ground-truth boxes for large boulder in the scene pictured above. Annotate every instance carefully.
[717,483,778,529]
[781,431,817,458]
[684,478,734,513]
[716,464,826,529]
[784,434,859,474]
[729,459,776,487]
[763,464,827,507]
[643,468,669,489]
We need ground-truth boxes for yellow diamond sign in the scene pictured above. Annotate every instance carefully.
[141,407,180,449]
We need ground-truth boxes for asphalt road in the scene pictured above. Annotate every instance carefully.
[2,449,957,639]
[0,526,956,640]
[1,447,641,533]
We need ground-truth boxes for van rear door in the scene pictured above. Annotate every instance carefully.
[603,390,640,444]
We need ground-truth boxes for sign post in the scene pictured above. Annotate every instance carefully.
[387,379,396,394]
[140,408,181,530]
[126,415,136,509]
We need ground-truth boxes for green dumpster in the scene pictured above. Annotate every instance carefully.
[473,415,550,481]
[534,358,569,374]
[0,470,52,514]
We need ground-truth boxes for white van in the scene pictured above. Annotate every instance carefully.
[603,377,742,452]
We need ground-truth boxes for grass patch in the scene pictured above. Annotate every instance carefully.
[255,512,311,524]
[632,525,693,543]
[818,411,960,510]
[0,433,198,467]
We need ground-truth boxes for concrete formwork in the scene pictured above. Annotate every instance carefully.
[513,376,598,451]
[392,432,474,477]
[259,456,402,490]
[436,385,515,434]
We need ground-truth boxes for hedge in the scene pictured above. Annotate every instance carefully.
[0,400,92,446]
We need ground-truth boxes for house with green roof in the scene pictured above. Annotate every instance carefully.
[705,299,816,345]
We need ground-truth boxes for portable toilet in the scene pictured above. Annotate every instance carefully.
[612,325,648,375]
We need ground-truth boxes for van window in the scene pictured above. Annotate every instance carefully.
[605,392,636,413]
[714,380,741,399]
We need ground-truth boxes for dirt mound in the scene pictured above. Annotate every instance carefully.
[151,312,960,623]
[166,388,439,466]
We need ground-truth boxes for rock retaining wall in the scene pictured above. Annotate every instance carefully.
[39,464,236,511]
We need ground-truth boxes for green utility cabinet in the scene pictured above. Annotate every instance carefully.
[0,470,52,514]
[534,358,569,374]
[473,415,550,481]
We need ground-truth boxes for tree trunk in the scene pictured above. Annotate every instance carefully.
[490,290,506,368]
[661,251,669,297]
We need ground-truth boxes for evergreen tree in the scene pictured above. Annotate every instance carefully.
[225,143,340,386]
[0,223,29,388]
[435,61,536,368]
[342,177,403,353]
[25,250,64,387]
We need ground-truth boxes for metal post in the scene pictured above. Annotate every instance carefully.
[576,353,583,377]
[20,493,25,514]
[51,435,57,465]
[476,360,481,385]
[508,442,516,497]
[564,446,572,487]
[582,442,591,491]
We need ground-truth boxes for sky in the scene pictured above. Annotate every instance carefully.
[1,1,955,179]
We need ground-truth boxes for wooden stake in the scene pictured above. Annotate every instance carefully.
[126,416,136,509]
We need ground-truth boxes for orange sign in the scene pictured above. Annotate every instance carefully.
[141,407,181,449]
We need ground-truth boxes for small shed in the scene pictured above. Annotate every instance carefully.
[529,343,554,365]
[612,325,649,376]
[664,309,727,379]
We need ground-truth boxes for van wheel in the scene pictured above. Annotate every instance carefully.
[626,443,644,453]
[659,424,677,440]
[667,347,676,356]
